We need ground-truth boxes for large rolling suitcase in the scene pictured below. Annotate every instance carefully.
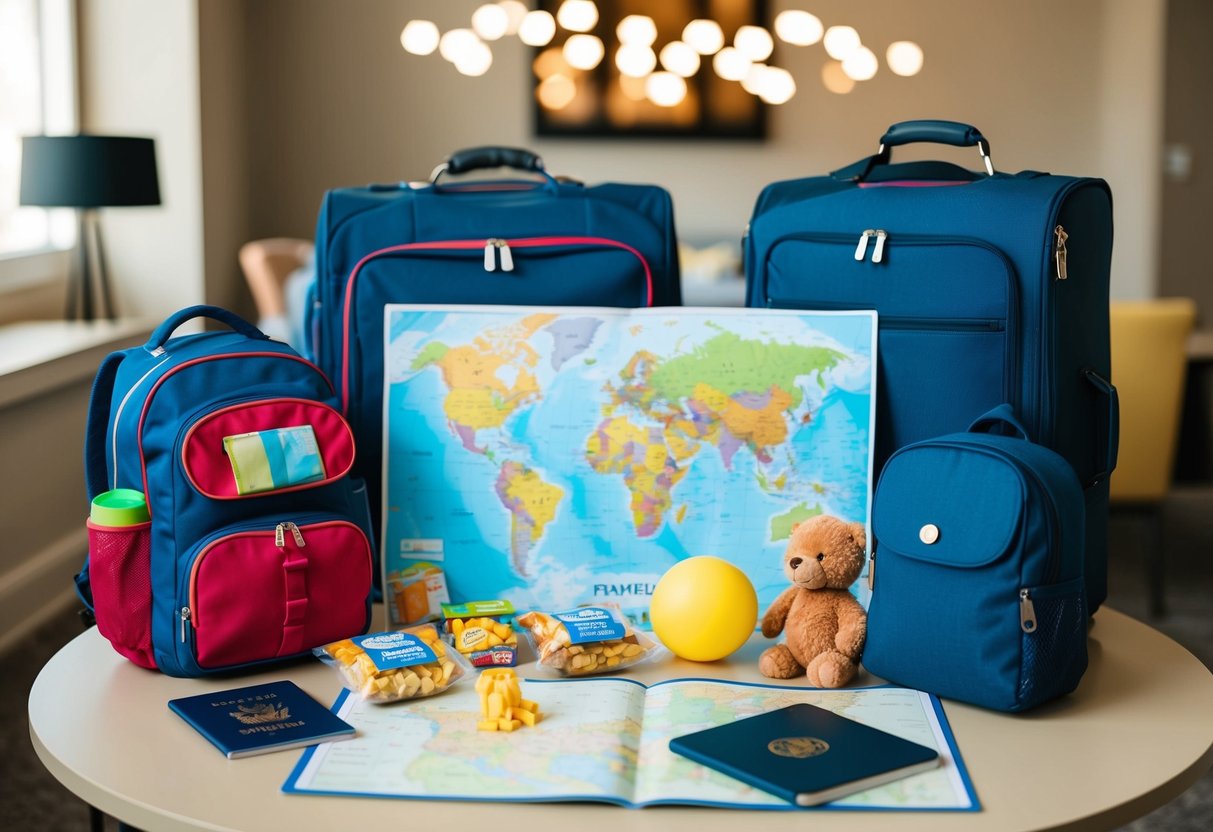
[308,146,681,568]
[744,120,1118,611]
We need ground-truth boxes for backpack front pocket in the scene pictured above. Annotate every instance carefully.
[181,398,355,499]
[176,516,372,673]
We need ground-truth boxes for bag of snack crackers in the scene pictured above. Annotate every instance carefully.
[315,623,470,703]
[515,605,665,676]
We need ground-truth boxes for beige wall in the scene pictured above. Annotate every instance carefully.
[198,0,255,320]
[237,0,1162,301]
[78,0,206,318]
[1160,0,1213,320]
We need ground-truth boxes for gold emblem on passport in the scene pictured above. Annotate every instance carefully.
[768,736,830,758]
[229,702,291,725]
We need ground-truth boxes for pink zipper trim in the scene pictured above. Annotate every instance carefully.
[340,235,655,413]
[187,519,371,624]
[857,180,972,188]
[179,397,356,499]
[135,352,334,512]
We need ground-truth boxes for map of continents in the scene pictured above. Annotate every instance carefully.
[382,307,875,618]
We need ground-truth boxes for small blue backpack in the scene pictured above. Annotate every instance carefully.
[863,405,1089,712]
[76,306,374,676]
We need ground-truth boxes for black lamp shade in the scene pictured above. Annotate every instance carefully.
[19,135,160,208]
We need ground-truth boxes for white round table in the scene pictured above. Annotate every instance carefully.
[29,607,1213,832]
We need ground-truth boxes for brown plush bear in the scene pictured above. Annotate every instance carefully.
[759,514,867,687]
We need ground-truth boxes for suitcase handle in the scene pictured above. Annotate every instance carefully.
[1083,369,1119,487]
[145,305,269,353]
[834,120,995,181]
[430,146,560,191]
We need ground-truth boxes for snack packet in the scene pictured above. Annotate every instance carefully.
[315,624,470,703]
[515,605,664,676]
[441,600,519,667]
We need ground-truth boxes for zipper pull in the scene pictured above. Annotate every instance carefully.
[180,606,191,642]
[497,239,514,272]
[1054,225,1068,280]
[854,229,874,261]
[872,230,888,264]
[275,523,286,549]
[867,547,876,591]
[1019,588,1037,633]
[287,522,306,548]
[484,239,497,272]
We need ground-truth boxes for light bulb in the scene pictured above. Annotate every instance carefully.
[646,71,687,107]
[823,25,860,60]
[497,1,528,36]
[439,28,480,63]
[659,41,700,78]
[774,10,823,46]
[537,73,577,110]
[712,46,751,82]
[821,60,855,94]
[842,46,878,81]
[518,10,556,46]
[563,34,604,71]
[886,41,924,76]
[740,63,767,95]
[400,20,439,56]
[615,44,657,78]
[557,0,598,33]
[757,66,795,104]
[616,14,656,46]
[734,25,774,62]
[472,5,509,41]
[683,19,724,55]
[456,41,493,76]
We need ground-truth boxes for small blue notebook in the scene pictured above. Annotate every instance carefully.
[168,680,354,759]
[669,703,940,807]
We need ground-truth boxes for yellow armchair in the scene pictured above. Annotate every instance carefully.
[1109,298,1197,616]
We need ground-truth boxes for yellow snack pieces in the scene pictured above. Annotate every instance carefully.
[450,616,519,654]
[319,624,466,704]
[475,668,541,731]
[515,609,659,677]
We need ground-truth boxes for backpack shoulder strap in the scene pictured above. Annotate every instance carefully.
[84,350,126,500]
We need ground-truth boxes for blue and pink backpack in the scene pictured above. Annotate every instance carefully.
[76,306,374,677]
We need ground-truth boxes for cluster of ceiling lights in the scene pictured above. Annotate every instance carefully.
[399,1,924,108]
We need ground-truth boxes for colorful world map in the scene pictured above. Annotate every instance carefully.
[382,306,875,619]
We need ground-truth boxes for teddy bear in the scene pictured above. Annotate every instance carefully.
[759,514,867,688]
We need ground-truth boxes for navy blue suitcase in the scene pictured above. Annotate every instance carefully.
[308,146,680,564]
[744,120,1118,611]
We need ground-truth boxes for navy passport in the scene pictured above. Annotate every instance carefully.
[168,680,354,759]
[669,703,939,806]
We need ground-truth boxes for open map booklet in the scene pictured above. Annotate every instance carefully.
[284,677,978,811]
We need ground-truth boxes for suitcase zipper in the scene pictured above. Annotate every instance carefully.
[341,235,655,413]
[1053,225,1068,280]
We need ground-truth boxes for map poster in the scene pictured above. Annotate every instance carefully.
[283,679,978,811]
[381,306,876,621]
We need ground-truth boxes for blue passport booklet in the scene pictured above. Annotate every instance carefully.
[670,702,940,807]
[169,680,354,759]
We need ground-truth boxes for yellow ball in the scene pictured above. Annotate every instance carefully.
[650,556,758,662]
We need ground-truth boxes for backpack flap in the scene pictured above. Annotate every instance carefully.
[873,446,1024,571]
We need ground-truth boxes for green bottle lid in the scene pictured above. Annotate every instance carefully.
[90,489,150,526]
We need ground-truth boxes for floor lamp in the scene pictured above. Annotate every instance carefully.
[19,135,160,321]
